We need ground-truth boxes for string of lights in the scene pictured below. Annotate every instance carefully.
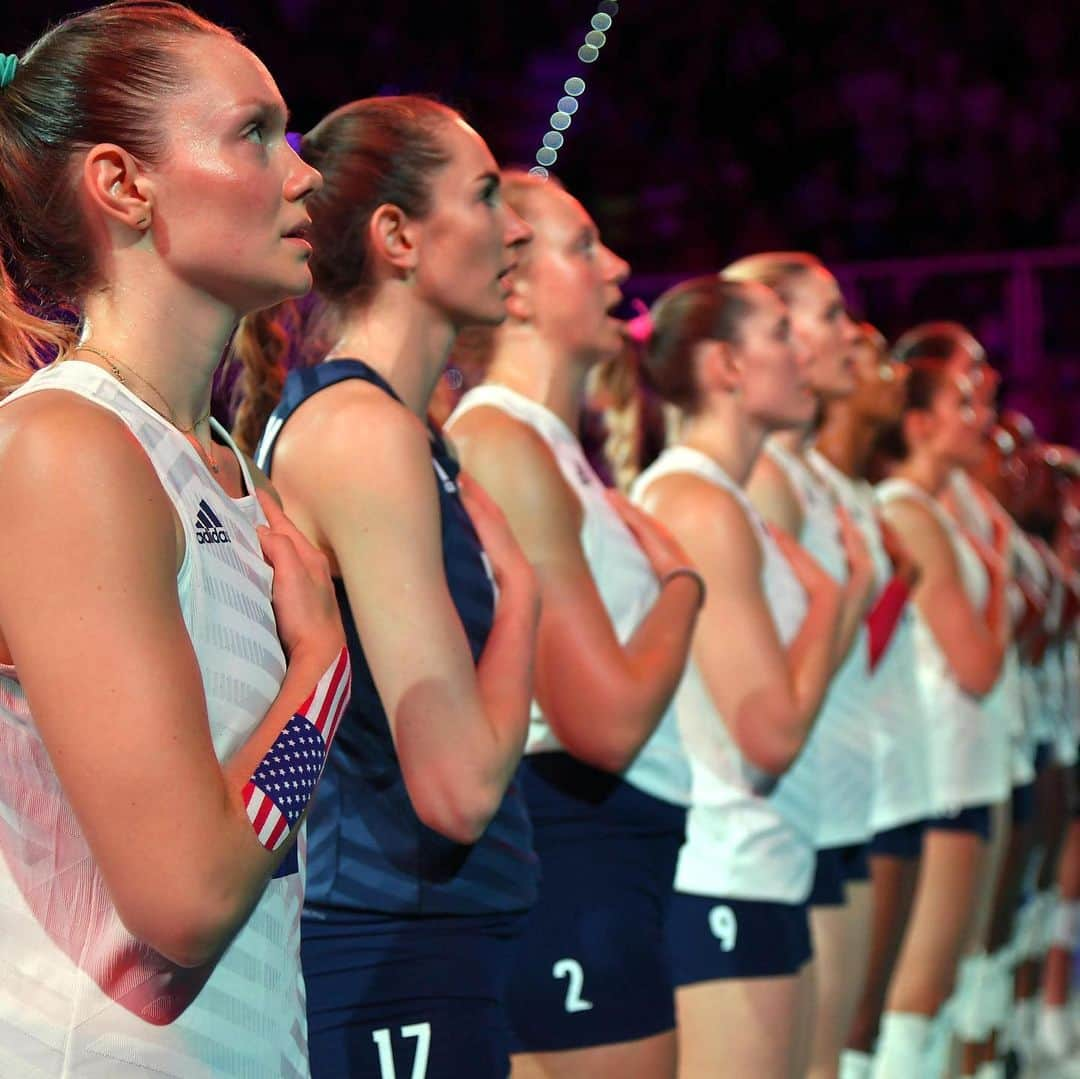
[529,0,619,178]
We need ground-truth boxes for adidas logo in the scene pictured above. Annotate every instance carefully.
[195,499,231,545]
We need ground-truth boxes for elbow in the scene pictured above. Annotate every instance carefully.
[118,895,240,969]
[951,649,1003,698]
[734,704,804,778]
[954,665,997,698]
[573,739,639,775]
[411,783,500,846]
[743,739,800,779]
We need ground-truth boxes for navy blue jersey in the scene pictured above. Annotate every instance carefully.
[257,359,537,915]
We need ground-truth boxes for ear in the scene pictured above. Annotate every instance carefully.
[82,144,154,233]
[694,338,740,397]
[369,202,420,276]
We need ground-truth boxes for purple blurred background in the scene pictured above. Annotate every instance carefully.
[11,1,1080,443]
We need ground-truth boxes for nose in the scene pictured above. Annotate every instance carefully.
[504,204,533,250]
[793,335,814,371]
[285,143,323,202]
[841,311,860,344]
[602,244,631,285]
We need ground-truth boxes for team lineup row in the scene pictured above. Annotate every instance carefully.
[0,4,1077,1079]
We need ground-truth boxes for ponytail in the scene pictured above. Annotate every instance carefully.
[230,304,297,455]
[0,262,74,397]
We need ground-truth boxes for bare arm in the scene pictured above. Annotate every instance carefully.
[747,453,872,671]
[641,473,842,776]
[880,496,1007,695]
[449,405,700,774]
[272,382,539,845]
[0,395,344,968]
[746,450,805,538]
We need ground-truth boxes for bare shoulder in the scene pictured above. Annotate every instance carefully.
[879,495,952,562]
[0,389,171,508]
[449,402,574,519]
[643,471,761,571]
[274,377,432,486]
[746,451,802,535]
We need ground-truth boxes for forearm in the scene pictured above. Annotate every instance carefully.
[618,574,700,728]
[787,590,844,735]
[829,577,870,670]
[472,578,540,790]
[123,641,346,966]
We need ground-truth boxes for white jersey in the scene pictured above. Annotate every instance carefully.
[877,477,1010,812]
[765,441,872,847]
[807,451,933,829]
[633,446,815,903]
[449,385,690,807]
[946,471,1032,785]
[0,362,306,1077]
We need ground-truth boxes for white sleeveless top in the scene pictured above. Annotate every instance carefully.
[633,446,815,903]
[1013,530,1057,749]
[947,471,1033,785]
[449,385,690,807]
[765,441,872,846]
[807,451,934,829]
[0,362,306,1077]
[876,477,1009,812]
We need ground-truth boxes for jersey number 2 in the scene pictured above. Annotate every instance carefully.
[372,1022,431,1079]
[553,958,594,1013]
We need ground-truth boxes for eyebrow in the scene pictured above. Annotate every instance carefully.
[232,98,291,126]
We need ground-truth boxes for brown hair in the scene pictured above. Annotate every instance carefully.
[643,275,758,414]
[891,320,983,366]
[0,1,233,395]
[231,95,459,453]
[872,357,951,465]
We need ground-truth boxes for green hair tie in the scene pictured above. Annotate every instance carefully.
[0,54,17,89]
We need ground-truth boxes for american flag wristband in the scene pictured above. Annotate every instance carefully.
[243,647,351,852]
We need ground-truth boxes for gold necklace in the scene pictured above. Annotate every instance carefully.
[74,344,220,474]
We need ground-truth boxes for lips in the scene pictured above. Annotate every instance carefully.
[282,221,311,242]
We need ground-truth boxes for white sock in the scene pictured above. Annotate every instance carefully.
[1017,996,1039,1057]
[974,1063,1005,1079]
[838,1049,873,1079]
[1037,1003,1073,1059]
[1051,898,1080,949]
[871,1012,931,1079]
[924,1004,954,1079]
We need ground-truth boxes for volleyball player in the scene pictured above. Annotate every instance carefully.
[0,4,347,1074]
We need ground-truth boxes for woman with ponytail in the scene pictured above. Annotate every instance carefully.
[726,253,877,1079]
[632,275,866,1078]
[806,324,937,1079]
[0,4,345,1075]
[872,355,1011,1076]
[234,97,542,1078]
[444,172,702,1078]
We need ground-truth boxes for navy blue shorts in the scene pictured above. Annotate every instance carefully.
[1034,742,1054,775]
[666,893,813,983]
[870,819,926,859]
[302,909,527,1078]
[505,752,685,1053]
[925,804,992,841]
[837,842,870,883]
[808,847,846,906]
[1012,782,1037,826]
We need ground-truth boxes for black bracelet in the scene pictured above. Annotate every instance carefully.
[660,566,706,609]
